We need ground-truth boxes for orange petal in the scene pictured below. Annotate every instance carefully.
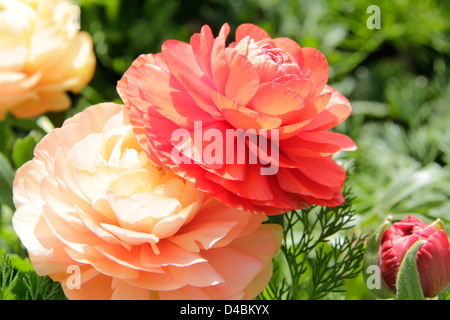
[284,77,313,98]
[302,85,352,131]
[211,89,282,130]
[297,130,357,152]
[140,241,206,268]
[158,285,211,300]
[277,167,336,199]
[190,24,215,78]
[273,37,304,66]
[280,131,356,157]
[125,269,185,291]
[166,261,225,287]
[210,24,231,94]
[224,49,260,106]
[205,165,274,202]
[110,280,152,300]
[169,220,238,252]
[126,59,214,128]
[300,47,329,95]
[235,24,272,42]
[294,156,347,188]
[249,82,304,123]
[61,269,114,300]
[162,39,221,118]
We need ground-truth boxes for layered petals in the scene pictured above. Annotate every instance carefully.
[117,23,355,215]
[0,0,95,119]
[12,103,282,300]
[380,216,450,298]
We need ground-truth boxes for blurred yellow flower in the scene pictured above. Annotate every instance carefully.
[0,0,95,119]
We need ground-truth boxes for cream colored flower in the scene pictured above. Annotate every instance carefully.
[0,0,95,119]
[12,103,282,300]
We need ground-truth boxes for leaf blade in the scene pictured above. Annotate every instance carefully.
[396,240,426,300]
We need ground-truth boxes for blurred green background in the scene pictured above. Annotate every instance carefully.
[1,0,449,300]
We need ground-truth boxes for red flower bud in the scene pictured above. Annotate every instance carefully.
[380,216,450,297]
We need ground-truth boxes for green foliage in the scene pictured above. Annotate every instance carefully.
[439,290,450,301]
[0,153,14,209]
[21,272,67,300]
[258,188,366,300]
[0,251,20,300]
[0,251,66,300]
[395,240,426,300]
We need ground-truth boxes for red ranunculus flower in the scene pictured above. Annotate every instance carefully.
[380,216,450,297]
[117,23,356,215]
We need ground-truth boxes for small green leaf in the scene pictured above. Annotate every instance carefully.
[8,254,34,274]
[35,116,55,134]
[396,240,426,300]
[12,130,43,169]
[0,120,15,156]
[0,152,14,208]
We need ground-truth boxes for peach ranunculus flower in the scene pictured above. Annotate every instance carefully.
[117,23,356,216]
[12,102,282,300]
[0,0,95,119]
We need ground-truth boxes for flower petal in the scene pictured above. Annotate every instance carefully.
[235,24,272,42]
[300,47,329,95]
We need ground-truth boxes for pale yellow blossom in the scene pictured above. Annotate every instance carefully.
[0,0,95,119]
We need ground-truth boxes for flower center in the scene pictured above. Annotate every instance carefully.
[264,47,293,65]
